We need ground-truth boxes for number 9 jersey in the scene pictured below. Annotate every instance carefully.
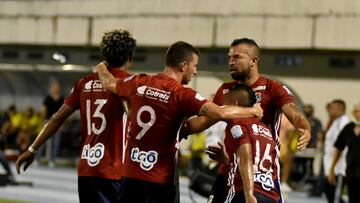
[64,69,130,179]
[115,73,207,184]
[224,117,279,202]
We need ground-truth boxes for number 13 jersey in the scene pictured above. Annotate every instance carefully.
[64,69,130,179]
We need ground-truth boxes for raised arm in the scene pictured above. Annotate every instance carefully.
[94,62,119,94]
[237,143,257,203]
[282,103,311,150]
[182,102,262,136]
[16,104,74,174]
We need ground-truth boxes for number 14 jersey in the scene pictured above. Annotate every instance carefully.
[224,117,279,202]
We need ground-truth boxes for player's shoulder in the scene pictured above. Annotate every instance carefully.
[110,68,131,78]
[77,72,97,86]
[231,117,260,127]
[220,80,239,89]
[258,75,283,87]
[122,73,148,83]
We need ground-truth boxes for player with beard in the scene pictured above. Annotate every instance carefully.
[183,38,311,203]
[94,41,263,203]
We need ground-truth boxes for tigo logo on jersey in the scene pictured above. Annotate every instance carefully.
[81,143,105,167]
[230,125,243,139]
[254,172,274,191]
[131,147,158,171]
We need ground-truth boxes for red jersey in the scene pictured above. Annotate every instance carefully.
[64,69,130,179]
[115,73,207,184]
[214,76,295,178]
[225,117,279,202]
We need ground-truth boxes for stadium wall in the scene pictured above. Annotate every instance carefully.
[1,0,360,49]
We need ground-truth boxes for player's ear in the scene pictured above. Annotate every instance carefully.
[179,61,187,72]
[251,57,258,67]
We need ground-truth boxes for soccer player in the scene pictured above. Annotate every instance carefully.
[94,41,263,203]
[223,84,279,203]
[16,29,136,203]
[184,38,311,203]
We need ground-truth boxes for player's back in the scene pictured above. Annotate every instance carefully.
[225,117,279,202]
[65,69,130,179]
[121,73,206,184]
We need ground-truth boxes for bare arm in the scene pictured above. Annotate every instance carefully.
[94,62,119,94]
[16,104,74,173]
[182,103,262,136]
[237,143,256,202]
[327,148,342,184]
[282,103,311,150]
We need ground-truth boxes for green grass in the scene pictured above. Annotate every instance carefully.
[0,199,29,203]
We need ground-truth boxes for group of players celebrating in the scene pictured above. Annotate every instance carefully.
[15,29,311,203]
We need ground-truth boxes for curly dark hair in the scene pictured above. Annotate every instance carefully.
[100,29,136,67]
[230,83,257,107]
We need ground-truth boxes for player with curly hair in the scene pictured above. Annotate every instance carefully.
[16,29,136,203]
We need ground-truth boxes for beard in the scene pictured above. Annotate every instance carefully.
[230,70,250,82]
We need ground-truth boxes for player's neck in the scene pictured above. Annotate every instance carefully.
[244,71,260,86]
[163,67,182,83]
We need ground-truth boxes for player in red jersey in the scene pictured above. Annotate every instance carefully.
[183,38,311,203]
[222,83,279,203]
[16,29,136,203]
[94,41,263,203]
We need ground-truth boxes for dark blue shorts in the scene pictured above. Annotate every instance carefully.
[78,176,122,203]
[118,177,176,203]
[208,173,228,203]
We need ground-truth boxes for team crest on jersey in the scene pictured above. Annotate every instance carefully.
[230,125,243,139]
[84,80,104,92]
[81,143,105,167]
[254,172,274,191]
[131,147,158,171]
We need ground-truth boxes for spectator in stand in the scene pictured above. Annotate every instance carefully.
[38,79,64,167]
[304,104,323,149]
[323,99,349,203]
[303,104,324,196]
[328,101,360,203]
